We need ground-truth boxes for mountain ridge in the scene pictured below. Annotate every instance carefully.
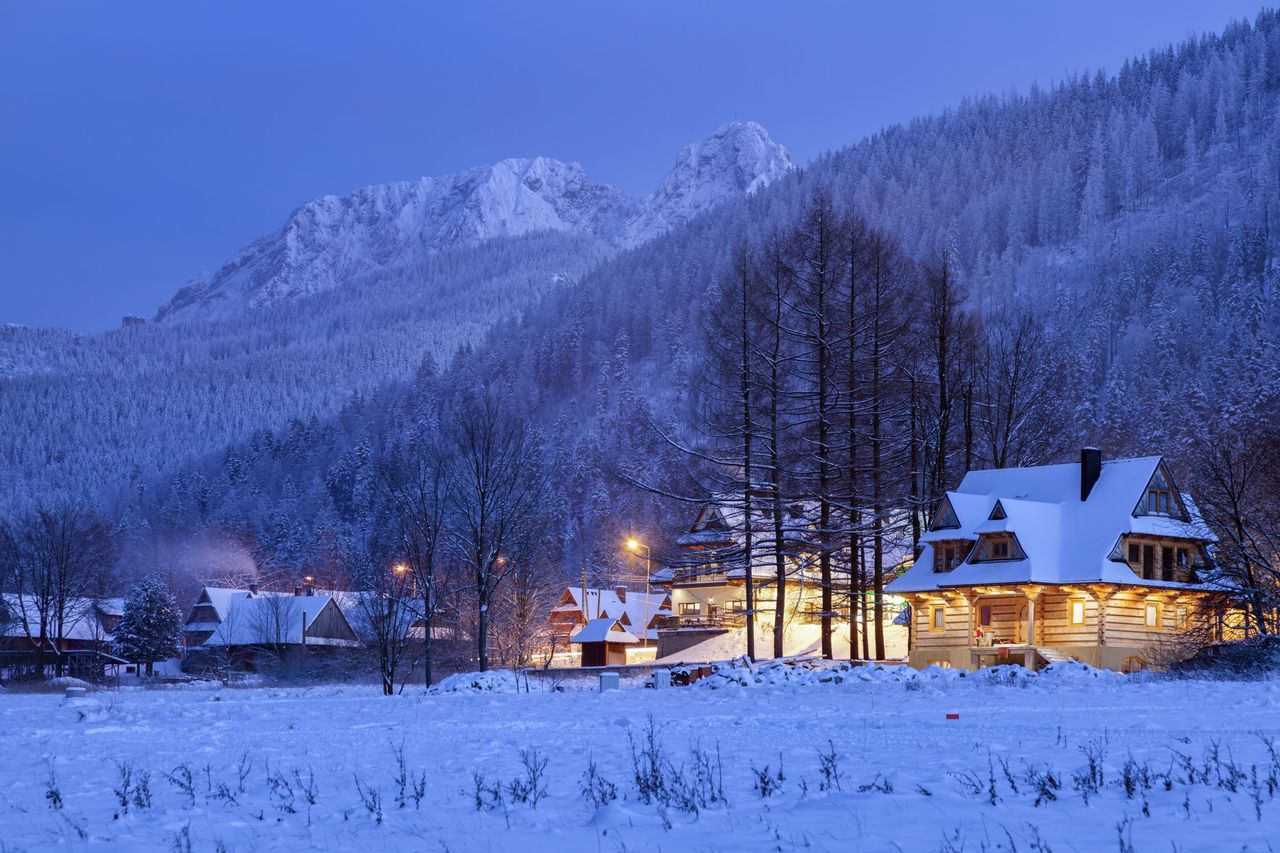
[156,122,793,322]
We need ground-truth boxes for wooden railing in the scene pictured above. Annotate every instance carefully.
[656,613,748,631]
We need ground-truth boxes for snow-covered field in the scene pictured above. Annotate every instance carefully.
[3,663,1279,851]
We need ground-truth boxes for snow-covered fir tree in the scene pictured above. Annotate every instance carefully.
[113,577,182,675]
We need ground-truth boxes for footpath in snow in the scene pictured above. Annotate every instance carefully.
[2,662,1279,851]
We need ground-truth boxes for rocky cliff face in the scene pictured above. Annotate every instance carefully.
[157,123,793,322]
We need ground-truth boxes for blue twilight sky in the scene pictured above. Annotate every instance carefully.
[0,1,1270,332]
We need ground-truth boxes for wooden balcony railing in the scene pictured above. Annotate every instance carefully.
[656,613,748,631]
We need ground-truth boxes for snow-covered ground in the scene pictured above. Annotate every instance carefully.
[3,663,1279,851]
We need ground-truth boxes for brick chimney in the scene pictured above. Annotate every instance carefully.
[1081,447,1102,501]
[293,585,303,597]
[615,585,628,603]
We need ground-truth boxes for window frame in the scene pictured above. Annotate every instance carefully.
[678,601,702,616]
[929,605,946,632]
[1144,602,1161,629]
[978,604,993,627]
[1070,599,1086,625]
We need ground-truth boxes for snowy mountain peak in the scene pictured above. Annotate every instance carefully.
[619,121,794,246]
[156,123,791,322]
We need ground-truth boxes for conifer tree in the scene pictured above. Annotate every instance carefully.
[114,576,182,676]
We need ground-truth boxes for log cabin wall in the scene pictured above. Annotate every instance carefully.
[1037,592,1099,647]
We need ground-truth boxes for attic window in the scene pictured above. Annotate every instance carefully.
[972,533,1022,562]
[1146,488,1172,515]
[988,501,1007,521]
[931,497,960,530]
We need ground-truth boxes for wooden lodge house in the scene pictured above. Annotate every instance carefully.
[886,448,1240,672]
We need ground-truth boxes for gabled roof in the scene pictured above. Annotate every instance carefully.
[888,455,1218,594]
[558,587,671,641]
[202,595,358,647]
[189,587,251,622]
[570,618,639,645]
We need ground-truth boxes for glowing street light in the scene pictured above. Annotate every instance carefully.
[625,537,654,647]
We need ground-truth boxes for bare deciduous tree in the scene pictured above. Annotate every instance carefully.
[382,438,453,686]
[0,506,116,677]
[446,391,546,672]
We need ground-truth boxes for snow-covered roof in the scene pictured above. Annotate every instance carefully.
[0,594,116,641]
[202,595,355,647]
[570,618,639,645]
[888,455,1219,594]
[559,587,670,641]
[190,587,252,622]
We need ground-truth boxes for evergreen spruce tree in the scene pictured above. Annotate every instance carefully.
[114,577,182,676]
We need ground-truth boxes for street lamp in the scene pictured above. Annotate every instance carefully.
[626,538,653,646]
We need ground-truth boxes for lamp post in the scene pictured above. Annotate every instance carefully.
[626,538,652,646]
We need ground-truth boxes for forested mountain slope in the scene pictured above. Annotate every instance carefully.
[0,123,791,517]
[130,12,1280,583]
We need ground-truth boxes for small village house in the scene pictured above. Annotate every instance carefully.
[570,617,639,666]
[549,585,670,663]
[886,448,1242,672]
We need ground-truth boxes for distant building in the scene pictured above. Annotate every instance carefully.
[184,584,361,671]
[0,594,129,678]
[549,585,671,654]
[653,498,910,660]
[887,449,1243,672]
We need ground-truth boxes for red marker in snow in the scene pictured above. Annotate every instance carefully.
[945,713,960,720]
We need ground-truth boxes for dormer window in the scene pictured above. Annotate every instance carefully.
[972,533,1023,562]
[931,496,960,531]
[1136,466,1187,520]
[933,541,970,573]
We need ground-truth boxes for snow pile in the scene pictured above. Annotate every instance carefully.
[690,657,1125,691]
[47,676,92,689]
[430,670,553,694]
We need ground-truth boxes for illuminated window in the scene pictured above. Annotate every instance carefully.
[679,601,702,616]
[1144,602,1161,628]
[930,606,946,632]
[927,659,953,669]
[728,599,746,613]
[1070,600,1086,625]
